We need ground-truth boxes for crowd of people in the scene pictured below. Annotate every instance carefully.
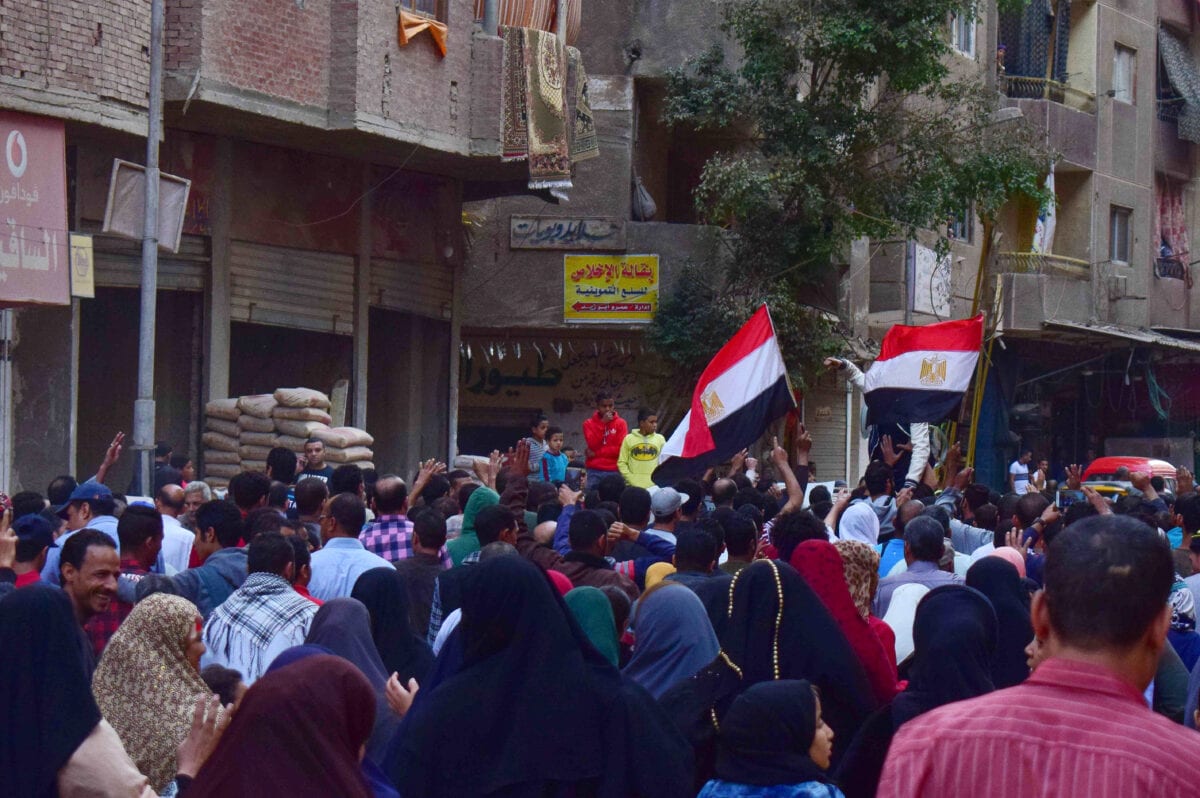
[4,388,1200,797]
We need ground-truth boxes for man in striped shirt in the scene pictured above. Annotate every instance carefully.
[880,514,1200,797]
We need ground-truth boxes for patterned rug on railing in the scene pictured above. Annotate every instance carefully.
[501,26,598,190]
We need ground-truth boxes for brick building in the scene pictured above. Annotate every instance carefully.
[0,0,536,490]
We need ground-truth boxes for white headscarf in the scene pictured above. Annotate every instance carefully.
[882,583,930,664]
[839,501,881,545]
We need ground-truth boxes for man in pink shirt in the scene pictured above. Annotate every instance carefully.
[880,514,1200,798]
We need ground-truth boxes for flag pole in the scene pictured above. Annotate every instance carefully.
[947,217,994,457]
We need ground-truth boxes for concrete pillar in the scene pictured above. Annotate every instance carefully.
[205,137,232,402]
[406,314,424,471]
[353,163,371,429]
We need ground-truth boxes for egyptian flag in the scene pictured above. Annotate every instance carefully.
[864,315,983,426]
[652,305,795,485]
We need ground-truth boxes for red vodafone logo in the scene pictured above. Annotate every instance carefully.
[6,130,27,178]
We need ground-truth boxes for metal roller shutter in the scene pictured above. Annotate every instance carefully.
[92,233,209,291]
[230,241,355,335]
[370,258,452,320]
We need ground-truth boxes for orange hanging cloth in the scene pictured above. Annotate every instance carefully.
[397,10,448,57]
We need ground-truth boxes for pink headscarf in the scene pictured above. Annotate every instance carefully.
[988,546,1027,578]
[547,569,575,596]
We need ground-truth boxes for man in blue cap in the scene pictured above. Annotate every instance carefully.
[41,482,120,584]
[12,514,57,588]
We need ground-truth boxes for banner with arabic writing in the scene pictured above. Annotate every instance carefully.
[0,111,69,307]
[563,254,659,323]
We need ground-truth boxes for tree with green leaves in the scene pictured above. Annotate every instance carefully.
[647,0,1050,396]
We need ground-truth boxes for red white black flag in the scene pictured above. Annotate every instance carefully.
[863,315,984,426]
[652,305,795,485]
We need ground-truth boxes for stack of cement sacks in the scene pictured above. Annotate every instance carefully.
[202,387,374,488]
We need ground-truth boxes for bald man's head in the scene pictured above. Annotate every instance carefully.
[156,484,185,517]
[896,500,925,536]
[533,520,558,546]
[372,475,409,515]
[712,479,737,507]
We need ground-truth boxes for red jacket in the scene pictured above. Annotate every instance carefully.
[583,412,628,472]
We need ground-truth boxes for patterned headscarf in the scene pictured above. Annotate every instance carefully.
[834,539,880,620]
[1170,578,1196,633]
[92,593,210,793]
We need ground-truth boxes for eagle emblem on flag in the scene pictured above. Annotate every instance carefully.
[919,355,948,386]
[700,389,725,422]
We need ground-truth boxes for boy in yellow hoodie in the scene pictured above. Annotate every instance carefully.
[617,408,666,488]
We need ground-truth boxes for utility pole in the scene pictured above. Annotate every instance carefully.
[135,0,164,495]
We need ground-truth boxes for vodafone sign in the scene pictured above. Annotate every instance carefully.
[0,111,69,306]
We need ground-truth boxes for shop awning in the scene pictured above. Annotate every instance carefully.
[1158,27,1200,143]
[1043,319,1200,353]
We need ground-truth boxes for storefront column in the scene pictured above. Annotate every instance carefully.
[205,137,232,403]
[353,162,371,429]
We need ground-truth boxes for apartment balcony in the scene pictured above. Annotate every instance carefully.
[996,251,1090,279]
[999,76,1097,171]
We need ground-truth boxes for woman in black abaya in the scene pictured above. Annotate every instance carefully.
[658,559,878,789]
[385,556,693,798]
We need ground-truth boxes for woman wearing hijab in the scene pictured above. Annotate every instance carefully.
[266,645,399,798]
[446,485,499,565]
[184,655,375,798]
[624,582,720,700]
[988,546,1027,578]
[385,556,694,798]
[564,586,620,666]
[965,557,1034,687]
[305,598,401,765]
[891,585,998,730]
[699,680,843,798]
[880,583,928,665]
[92,593,211,793]
[352,568,435,684]
[660,560,877,789]
[0,586,156,798]
[791,541,897,704]
[832,540,896,674]
[836,503,880,546]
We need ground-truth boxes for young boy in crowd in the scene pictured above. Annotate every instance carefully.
[617,408,666,489]
[525,413,549,481]
[540,426,569,484]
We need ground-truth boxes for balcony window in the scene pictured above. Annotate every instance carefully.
[403,0,440,19]
[1110,206,1131,265]
[1154,178,1190,283]
[948,204,975,244]
[951,13,975,58]
[1113,45,1136,104]
[997,0,1071,84]
[1158,27,1200,143]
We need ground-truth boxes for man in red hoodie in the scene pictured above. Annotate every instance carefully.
[582,391,628,490]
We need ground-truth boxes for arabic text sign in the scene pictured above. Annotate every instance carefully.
[511,216,625,250]
[0,111,69,307]
[564,254,659,323]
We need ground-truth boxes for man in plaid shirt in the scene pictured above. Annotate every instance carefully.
[360,474,452,568]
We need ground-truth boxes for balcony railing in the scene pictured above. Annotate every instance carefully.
[999,74,1097,114]
[1158,96,1185,124]
[1155,257,1192,287]
[997,251,1090,279]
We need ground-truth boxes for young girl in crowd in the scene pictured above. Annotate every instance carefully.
[697,679,844,798]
